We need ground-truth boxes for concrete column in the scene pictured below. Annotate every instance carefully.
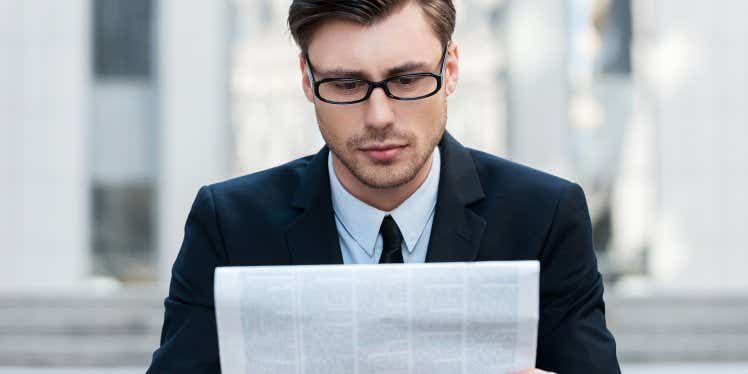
[157,0,231,285]
[504,0,572,179]
[645,1,748,291]
[0,0,90,291]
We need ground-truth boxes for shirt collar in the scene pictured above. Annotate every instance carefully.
[328,147,441,256]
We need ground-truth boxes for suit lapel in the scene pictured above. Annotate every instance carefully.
[284,147,344,265]
[426,132,487,263]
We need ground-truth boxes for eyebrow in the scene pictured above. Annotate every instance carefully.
[315,61,432,80]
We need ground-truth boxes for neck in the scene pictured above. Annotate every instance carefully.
[332,152,434,212]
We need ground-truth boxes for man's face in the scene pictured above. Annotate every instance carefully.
[300,2,459,189]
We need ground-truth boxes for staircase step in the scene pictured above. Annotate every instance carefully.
[2,289,747,366]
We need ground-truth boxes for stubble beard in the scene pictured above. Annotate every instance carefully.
[317,106,447,190]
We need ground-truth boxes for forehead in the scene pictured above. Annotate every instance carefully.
[306,2,443,77]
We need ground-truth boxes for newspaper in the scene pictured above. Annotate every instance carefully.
[214,261,539,374]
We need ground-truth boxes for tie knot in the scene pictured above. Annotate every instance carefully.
[380,216,402,244]
[379,215,404,263]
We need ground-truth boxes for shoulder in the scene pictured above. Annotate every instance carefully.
[203,154,315,211]
[467,148,577,204]
[463,148,592,264]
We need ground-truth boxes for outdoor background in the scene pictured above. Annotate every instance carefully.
[1,0,747,373]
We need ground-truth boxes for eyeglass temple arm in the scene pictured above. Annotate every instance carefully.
[305,56,316,86]
[439,40,451,76]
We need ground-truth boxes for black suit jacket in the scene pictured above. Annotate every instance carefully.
[147,132,620,373]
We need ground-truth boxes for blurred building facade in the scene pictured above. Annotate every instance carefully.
[2,0,91,290]
[636,0,748,291]
[0,0,231,290]
[1,0,747,369]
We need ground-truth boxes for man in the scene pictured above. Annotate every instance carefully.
[148,0,620,373]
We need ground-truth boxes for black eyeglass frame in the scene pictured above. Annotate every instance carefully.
[305,42,450,105]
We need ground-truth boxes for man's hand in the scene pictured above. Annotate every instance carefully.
[515,369,556,374]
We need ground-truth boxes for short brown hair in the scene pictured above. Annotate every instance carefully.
[288,0,455,55]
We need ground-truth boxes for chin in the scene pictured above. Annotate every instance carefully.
[355,162,420,190]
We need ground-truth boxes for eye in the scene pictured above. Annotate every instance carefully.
[395,77,417,85]
[333,81,363,90]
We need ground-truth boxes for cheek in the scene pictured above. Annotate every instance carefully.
[393,98,444,134]
[316,104,361,139]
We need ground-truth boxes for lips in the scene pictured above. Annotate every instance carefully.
[359,144,407,162]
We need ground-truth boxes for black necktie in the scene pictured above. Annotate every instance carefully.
[378,215,404,263]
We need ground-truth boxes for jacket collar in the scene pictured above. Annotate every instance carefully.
[425,132,486,262]
[285,131,486,265]
[286,146,344,265]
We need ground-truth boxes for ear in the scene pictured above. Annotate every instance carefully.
[299,53,315,103]
[444,41,460,96]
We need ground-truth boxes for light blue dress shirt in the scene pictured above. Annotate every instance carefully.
[328,148,441,264]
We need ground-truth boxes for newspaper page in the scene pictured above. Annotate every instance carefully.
[215,261,539,374]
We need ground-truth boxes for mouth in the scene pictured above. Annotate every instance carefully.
[358,144,408,162]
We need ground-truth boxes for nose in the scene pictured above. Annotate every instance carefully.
[363,87,395,130]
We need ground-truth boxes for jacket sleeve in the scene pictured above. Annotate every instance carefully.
[535,182,621,373]
[147,186,228,373]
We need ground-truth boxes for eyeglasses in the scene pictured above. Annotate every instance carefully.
[305,42,450,105]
